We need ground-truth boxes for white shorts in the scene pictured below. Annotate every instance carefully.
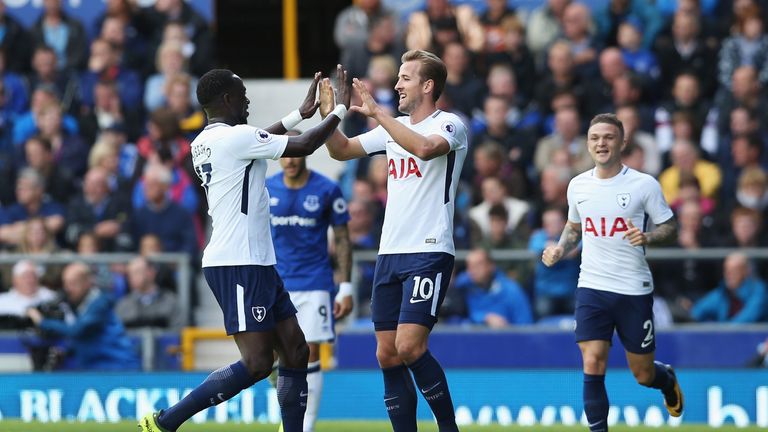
[288,290,335,343]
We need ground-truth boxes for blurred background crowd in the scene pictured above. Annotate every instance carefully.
[333,0,768,327]
[0,0,766,365]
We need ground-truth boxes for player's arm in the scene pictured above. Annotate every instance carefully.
[350,77,450,161]
[264,72,322,135]
[280,112,344,157]
[542,221,582,267]
[623,217,677,247]
[332,224,353,319]
[319,67,367,161]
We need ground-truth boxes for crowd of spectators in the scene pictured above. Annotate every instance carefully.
[0,0,213,368]
[336,0,768,325]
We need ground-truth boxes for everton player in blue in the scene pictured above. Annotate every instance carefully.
[267,154,353,432]
[139,68,350,432]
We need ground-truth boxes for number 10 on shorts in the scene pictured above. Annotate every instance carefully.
[410,273,442,316]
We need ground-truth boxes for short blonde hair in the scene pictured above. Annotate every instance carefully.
[156,40,186,73]
[88,139,118,169]
[738,166,768,189]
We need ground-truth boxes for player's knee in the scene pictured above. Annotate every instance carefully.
[376,343,400,368]
[633,365,655,386]
[241,356,273,381]
[582,355,607,375]
[282,340,310,369]
[395,337,426,365]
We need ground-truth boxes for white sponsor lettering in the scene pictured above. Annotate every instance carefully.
[709,386,750,427]
[270,215,317,227]
[20,390,61,422]
[77,389,106,422]
[8,384,768,427]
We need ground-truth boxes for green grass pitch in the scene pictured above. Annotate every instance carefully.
[0,421,763,431]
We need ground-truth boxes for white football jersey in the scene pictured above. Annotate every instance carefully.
[358,110,467,255]
[191,123,288,267]
[567,166,673,295]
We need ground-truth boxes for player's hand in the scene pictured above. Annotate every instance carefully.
[333,295,353,320]
[318,78,336,118]
[298,71,322,119]
[349,77,381,119]
[541,245,564,267]
[622,220,647,246]
[334,64,351,109]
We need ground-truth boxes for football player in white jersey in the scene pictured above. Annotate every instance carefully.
[320,51,466,432]
[139,69,349,432]
[542,113,684,432]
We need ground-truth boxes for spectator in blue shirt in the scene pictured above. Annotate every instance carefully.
[617,17,660,82]
[691,252,768,323]
[79,38,142,111]
[528,206,580,318]
[130,162,197,259]
[31,0,88,72]
[0,48,29,116]
[454,248,533,327]
[12,84,79,148]
[26,262,140,370]
[0,168,65,248]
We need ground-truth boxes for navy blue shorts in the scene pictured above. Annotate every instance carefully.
[371,252,454,331]
[203,265,297,335]
[574,287,656,354]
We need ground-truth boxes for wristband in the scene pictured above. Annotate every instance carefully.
[280,109,303,130]
[336,281,353,302]
[330,104,347,121]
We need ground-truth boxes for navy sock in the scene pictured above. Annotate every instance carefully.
[277,366,308,432]
[407,351,458,432]
[159,360,256,431]
[584,373,609,432]
[382,364,418,432]
[647,361,673,392]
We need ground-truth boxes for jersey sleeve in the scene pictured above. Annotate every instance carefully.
[566,180,580,223]
[328,185,350,226]
[644,177,674,224]
[430,115,467,151]
[226,125,289,161]
[357,125,388,156]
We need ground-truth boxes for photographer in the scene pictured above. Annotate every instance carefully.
[0,260,56,322]
[26,262,140,370]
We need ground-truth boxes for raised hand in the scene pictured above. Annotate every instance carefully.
[318,78,336,119]
[622,219,647,246]
[298,72,322,119]
[334,64,351,109]
[349,77,380,119]
[541,245,564,267]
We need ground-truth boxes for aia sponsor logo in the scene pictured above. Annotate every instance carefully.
[388,157,422,179]
[584,216,629,237]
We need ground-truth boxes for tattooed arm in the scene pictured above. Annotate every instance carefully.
[623,217,677,247]
[332,225,353,319]
[542,221,582,267]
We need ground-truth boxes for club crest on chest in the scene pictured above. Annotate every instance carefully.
[617,193,631,209]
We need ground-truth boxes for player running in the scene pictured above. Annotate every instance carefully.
[542,113,684,432]
[267,155,353,432]
[138,68,349,432]
[320,51,466,432]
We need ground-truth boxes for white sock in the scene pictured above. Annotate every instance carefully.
[303,360,323,432]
